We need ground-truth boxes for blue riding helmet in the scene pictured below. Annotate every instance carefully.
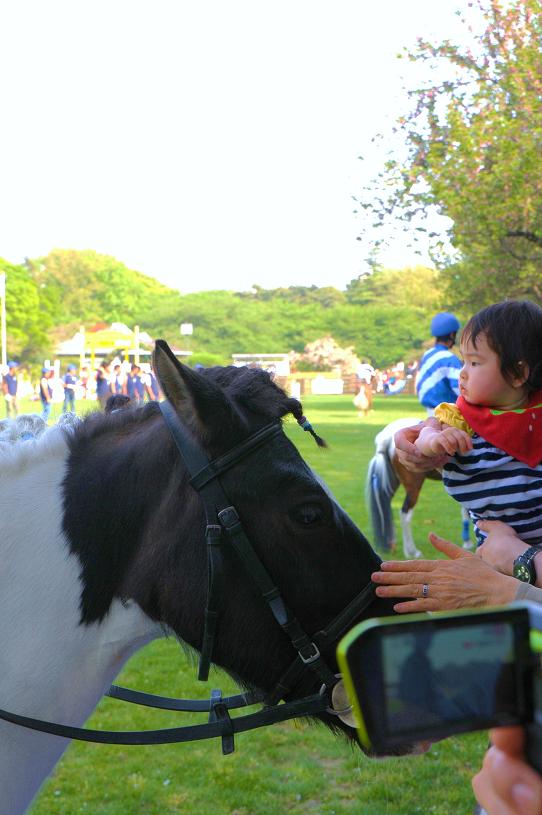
[430,312,460,337]
[7,360,18,368]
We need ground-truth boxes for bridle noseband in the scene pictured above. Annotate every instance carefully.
[0,401,377,754]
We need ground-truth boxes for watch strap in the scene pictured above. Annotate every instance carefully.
[514,545,542,583]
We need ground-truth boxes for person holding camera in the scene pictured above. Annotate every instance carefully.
[473,726,542,815]
[372,410,542,815]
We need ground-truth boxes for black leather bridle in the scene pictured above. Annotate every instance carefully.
[0,401,377,754]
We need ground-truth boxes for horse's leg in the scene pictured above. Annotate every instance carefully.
[395,461,423,559]
[461,507,473,549]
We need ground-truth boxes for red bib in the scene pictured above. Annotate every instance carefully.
[457,390,542,467]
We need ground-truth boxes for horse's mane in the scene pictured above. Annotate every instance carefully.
[200,365,302,422]
[0,420,71,473]
[71,367,303,444]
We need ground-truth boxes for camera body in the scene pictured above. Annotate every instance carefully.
[336,602,542,771]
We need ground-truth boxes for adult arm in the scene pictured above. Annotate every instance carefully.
[371,533,518,613]
[477,520,542,589]
[472,727,542,815]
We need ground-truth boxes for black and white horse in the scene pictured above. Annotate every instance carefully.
[1,341,400,814]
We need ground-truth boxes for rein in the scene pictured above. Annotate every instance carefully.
[0,402,377,753]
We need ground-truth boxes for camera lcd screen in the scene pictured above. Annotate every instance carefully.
[380,620,521,735]
[343,609,533,750]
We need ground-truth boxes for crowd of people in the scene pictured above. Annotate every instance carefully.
[1,358,162,422]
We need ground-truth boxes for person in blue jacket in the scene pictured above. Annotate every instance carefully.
[96,361,112,410]
[39,367,54,422]
[2,360,19,418]
[416,312,462,415]
[126,364,145,405]
[62,364,78,413]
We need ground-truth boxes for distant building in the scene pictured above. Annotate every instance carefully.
[55,323,191,364]
[232,353,290,377]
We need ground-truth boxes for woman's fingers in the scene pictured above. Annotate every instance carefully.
[429,532,473,559]
[374,581,429,597]
[378,559,438,572]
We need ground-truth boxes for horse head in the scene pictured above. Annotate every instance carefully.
[144,341,401,749]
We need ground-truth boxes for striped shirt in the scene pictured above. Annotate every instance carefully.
[416,344,462,409]
[442,435,542,545]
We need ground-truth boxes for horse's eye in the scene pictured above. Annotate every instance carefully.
[289,503,325,526]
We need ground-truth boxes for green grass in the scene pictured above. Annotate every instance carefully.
[29,394,486,814]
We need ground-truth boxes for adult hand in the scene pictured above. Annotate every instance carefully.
[472,727,542,815]
[394,420,449,473]
[371,533,518,613]
[477,520,529,576]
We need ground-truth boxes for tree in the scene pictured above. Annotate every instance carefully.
[36,249,174,325]
[358,0,542,310]
[0,259,54,361]
[291,336,361,375]
[346,265,442,310]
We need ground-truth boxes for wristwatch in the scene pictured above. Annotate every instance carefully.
[513,546,542,584]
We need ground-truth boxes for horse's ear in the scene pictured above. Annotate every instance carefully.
[153,340,235,441]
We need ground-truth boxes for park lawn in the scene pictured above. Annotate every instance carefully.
[30,394,486,815]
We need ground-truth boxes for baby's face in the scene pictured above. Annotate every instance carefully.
[459,332,526,410]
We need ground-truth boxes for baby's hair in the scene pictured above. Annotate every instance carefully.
[462,300,542,394]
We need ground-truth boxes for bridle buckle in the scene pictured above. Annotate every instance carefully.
[299,642,321,665]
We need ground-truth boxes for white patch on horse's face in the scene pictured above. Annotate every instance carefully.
[0,434,160,815]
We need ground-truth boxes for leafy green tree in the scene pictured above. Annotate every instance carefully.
[36,249,174,325]
[358,0,542,310]
[346,265,442,310]
[0,259,54,361]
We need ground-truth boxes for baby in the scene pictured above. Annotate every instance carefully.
[414,300,542,545]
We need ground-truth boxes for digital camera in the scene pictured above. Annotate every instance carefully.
[337,602,542,771]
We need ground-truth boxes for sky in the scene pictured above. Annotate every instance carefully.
[0,1,470,294]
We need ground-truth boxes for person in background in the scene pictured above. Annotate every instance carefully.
[112,363,126,395]
[357,361,376,386]
[96,361,112,410]
[62,364,78,414]
[416,312,462,415]
[143,365,161,402]
[39,367,54,423]
[126,363,145,405]
[2,360,19,418]
[79,366,90,399]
